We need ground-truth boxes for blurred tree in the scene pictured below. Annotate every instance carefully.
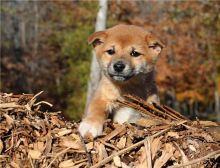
[86,0,108,111]
[1,1,98,120]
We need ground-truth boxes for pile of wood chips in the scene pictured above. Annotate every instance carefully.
[0,92,220,168]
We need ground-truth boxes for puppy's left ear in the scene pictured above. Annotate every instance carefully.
[88,31,107,48]
[146,34,165,60]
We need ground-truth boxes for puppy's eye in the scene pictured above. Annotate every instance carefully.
[106,49,115,55]
[130,50,141,57]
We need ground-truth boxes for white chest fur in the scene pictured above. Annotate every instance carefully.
[113,107,141,124]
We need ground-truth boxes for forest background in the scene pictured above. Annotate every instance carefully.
[1,1,220,123]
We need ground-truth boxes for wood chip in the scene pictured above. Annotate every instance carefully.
[98,143,108,162]
[28,150,41,159]
[101,125,126,142]
[56,129,72,137]
[60,139,82,150]
[167,131,179,139]
[154,143,175,168]
[151,136,162,159]
[113,155,122,167]
[59,159,75,168]
[0,140,3,154]
[116,136,127,149]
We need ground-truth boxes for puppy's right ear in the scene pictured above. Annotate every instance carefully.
[88,31,107,48]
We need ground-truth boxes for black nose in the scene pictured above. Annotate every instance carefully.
[113,61,125,72]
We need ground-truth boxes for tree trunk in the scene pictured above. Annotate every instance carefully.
[214,78,220,123]
[34,1,39,56]
[85,0,108,110]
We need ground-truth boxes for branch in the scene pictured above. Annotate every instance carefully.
[169,150,220,168]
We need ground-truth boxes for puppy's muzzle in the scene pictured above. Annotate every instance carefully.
[113,61,125,73]
[108,60,134,81]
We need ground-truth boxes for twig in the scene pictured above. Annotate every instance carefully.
[34,101,53,107]
[29,158,34,168]
[0,102,24,109]
[74,162,88,168]
[99,139,119,150]
[124,95,186,121]
[30,91,44,102]
[145,137,152,168]
[28,91,44,108]
[91,127,171,168]
[118,97,172,121]
[173,142,191,168]
[117,99,165,121]
[125,95,170,119]
[45,147,70,168]
[74,158,88,165]
[101,124,126,142]
[163,105,187,120]
[169,150,220,168]
[153,103,184,120]
[5,131,14,152]
[0,155,10,158]
[9,93,33,98]
[80,134,92,167]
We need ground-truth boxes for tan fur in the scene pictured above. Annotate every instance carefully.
[79,24,164,138]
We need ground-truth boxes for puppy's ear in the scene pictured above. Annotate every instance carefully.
[146,34,164,60]
[88,31,107,48]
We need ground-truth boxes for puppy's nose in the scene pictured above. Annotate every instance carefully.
[113,61,125,72]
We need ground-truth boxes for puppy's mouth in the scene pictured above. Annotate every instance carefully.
[106,62,134,82]
[108,73,133,81]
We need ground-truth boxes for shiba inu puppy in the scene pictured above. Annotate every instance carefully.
[79,24,164,138]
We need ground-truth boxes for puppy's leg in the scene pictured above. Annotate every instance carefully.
[79,97,107,138]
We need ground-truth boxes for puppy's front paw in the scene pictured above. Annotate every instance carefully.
[79,119,103,138]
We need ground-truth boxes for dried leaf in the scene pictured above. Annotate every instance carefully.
[121,162,131,168]
[86,142,94,151]
[189,145,196,152]
[59,159,74,168]
[102,125,126,142]
[113,155,122,167]
[28,149,41,159]
[151,136,163,159]
[60,139,82,150]
[167,131,179,139]
[97,143,108,162]
[3,114,14,125]
[174,142,191,168]
[0,140,3,154]
[137,147,147,168]
[33,141,45,152]
[70,133,80,141]
[136,117,163,128]
[10,161,19,168]
[192,120,218,127]
[154,143,175,168]
[56,129,72,137]
[116,136,127,149]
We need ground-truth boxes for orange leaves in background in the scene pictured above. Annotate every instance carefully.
[108,1,220,103]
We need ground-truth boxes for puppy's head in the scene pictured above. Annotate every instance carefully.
[88,24,164,82]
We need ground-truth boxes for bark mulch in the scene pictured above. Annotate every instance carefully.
[0,92,219,168]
